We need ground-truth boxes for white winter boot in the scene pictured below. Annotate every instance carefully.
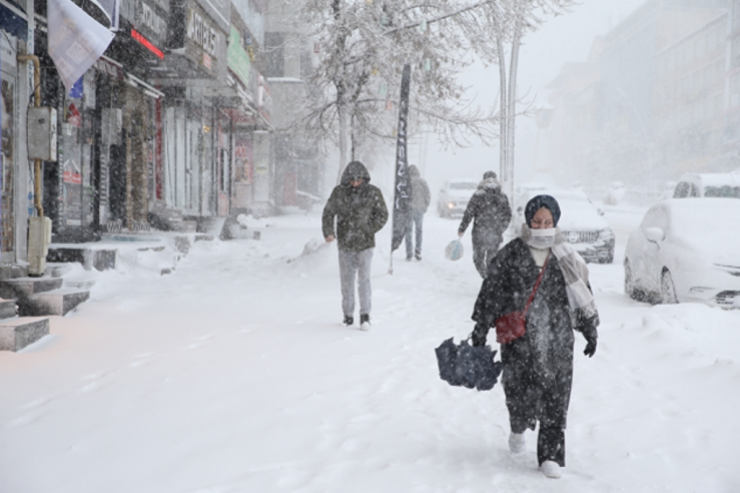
[540,460,562,479]
[508,432,525,454]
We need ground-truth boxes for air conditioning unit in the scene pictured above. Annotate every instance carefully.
[28,217,51,276]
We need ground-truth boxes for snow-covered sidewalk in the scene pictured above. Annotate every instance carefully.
[1,211,739,492]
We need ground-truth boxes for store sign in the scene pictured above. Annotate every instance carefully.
[228,25,250,87]
[132,29,164,59]
[94,56,124,79]
[137,0,166,37]
[187,9,217,56]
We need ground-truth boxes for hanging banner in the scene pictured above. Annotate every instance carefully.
[391,63,412,252]
[47,0,115,94]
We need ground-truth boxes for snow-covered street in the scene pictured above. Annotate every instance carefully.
[1,208,739,493]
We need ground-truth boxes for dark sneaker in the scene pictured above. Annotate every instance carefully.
[359,313,371,331]
[343,315,354,326]
[415,253,422,261]
[405,255,413,261]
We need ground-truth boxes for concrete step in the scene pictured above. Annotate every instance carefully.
[0,317,50,352]
[0,298,18,320]
[44,262,74,278]
[64,276,97,290]
[0,264,28,281]
[19,288,90,316]
[47,246,117,271]
[0,277,64,298]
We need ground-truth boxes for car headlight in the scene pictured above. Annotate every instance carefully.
[598,228,615,241]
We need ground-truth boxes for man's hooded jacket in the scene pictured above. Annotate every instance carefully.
[322,161,389,251]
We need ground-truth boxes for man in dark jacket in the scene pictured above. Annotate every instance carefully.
[322,161,388,330]
[404,165,431,261]
[458,171,512,277]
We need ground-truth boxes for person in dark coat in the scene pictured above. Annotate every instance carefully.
[458,171,512,277]
[470,194,599,479]
[404,165,431,261]
[322,161,388,330]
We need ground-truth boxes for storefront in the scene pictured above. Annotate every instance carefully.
[1,29,18,257]
[156,0,229,220]
[1,0,32,262]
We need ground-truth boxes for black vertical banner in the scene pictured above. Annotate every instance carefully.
[391,63,411,252]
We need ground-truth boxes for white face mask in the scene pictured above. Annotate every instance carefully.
[527,225,557,249]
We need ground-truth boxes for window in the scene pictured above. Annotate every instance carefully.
[705,186,740,198]
[673,182,691,198]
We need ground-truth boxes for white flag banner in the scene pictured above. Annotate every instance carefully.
[48,0,115,94]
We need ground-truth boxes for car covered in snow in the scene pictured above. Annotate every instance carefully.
[437,179,478,218]
[624,198,740,308]
[603,181,626,205]
[672,172,740,199]
[514,189,615,263]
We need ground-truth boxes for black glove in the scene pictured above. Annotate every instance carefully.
[471,322,489,347]
[583,333,597,357]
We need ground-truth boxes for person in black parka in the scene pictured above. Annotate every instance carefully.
[458,171,512,278]
[470,194,599,479]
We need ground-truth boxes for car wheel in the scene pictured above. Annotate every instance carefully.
[660,270,678,304]
[624,260,637,299]
[600,250,614,264]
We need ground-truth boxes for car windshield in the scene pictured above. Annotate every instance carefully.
[449,182,477,190]
[704,186,740,198]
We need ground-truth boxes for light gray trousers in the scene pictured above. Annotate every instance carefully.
[338,248,374,317]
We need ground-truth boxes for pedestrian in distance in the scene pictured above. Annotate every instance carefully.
[457,171,512,278]
[404,164,431,261]
[469,194,599,479]
[322,161,389,331]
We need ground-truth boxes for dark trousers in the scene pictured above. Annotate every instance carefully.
[472,238,502,278]
[504,338,569,467]
[537,425,565,467]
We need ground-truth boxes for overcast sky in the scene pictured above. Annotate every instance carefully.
[413,0,649,193]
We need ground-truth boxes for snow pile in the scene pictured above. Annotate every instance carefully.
[0,210,738,492]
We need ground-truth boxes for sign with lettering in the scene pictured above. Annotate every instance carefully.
[187,9,218,56]
[137,0,166,37]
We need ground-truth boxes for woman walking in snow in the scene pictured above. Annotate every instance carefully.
[469,194,599,479]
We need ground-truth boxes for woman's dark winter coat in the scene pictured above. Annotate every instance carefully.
[471,238,598,440]
[322,161,389,252]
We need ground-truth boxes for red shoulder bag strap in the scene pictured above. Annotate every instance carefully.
[522,251,550,317]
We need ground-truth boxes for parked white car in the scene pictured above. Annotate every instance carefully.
[437,179,478,218]
[624,198,740,308]
[672,172,740,199]
[514,189,615,263]
[603,181,626,205]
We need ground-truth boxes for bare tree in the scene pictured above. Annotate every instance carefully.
[272,0,576,185]
[280,0,501,182]
[463,0,576,202]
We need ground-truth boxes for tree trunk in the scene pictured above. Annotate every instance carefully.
[337,102,349,185]
[497,35,507,189]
